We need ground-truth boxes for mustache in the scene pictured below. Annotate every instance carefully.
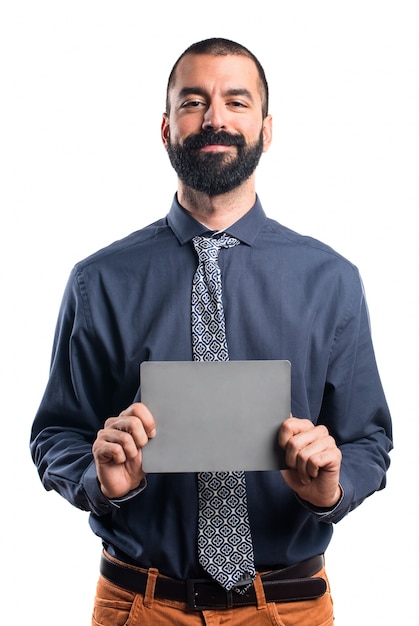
[182,130,246,150]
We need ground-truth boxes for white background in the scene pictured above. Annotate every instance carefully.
[1,1,418,624]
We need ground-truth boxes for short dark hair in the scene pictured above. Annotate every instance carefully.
[166,37,269,118]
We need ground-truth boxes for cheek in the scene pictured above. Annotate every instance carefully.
[170,116,202,144]
[237,118,263,140]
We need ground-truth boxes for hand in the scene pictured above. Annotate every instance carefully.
[92,402,156,499]
[278,416,342,508]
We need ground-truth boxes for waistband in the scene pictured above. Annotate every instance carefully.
[100,552,327,610]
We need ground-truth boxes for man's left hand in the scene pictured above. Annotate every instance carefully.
[278,416,342,508]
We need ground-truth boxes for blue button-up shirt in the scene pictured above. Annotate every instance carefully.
[31,195,392,579]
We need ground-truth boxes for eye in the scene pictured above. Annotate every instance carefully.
[181,99,204,108]
[228,100,248,109]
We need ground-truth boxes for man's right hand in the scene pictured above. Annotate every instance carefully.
[92,402,156,499]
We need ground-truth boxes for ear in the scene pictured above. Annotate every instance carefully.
[161,114,170,148]
[261,114,273,153]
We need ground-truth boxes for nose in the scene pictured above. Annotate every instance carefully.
[202,102,226,131]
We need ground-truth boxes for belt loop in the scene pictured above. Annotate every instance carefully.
[253,573,267,610]
[143,568,159,608]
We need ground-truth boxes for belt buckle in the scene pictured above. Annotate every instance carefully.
[186,576,254,610]
[187,578,231,611]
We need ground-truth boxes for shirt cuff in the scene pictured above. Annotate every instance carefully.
[82,461,147,514]
[295,483,345,517]
[110,477,148,504]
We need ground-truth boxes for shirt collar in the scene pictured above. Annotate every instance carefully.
[167,194,267,246]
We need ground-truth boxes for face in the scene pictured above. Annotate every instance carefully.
[162,54,272,195]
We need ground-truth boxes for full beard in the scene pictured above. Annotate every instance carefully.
[166,129,264,196]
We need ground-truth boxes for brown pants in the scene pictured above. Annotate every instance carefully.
[92,559,334,626]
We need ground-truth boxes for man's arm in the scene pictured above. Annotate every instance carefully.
[30,268,142,515]
[285,275,392,522]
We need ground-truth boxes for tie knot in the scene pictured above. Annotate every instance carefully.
[192,234,240,264]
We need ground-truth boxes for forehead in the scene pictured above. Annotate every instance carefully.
[169,53,262,100]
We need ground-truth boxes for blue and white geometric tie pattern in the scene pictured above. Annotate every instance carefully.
[191,234,256,593]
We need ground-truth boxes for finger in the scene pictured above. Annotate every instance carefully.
[104,416,151,450]
[119,402,156,438]
[305,442,342,477]
[278,416,315,449]
[278,417,314,474]
[282,424,331,479]
[294,440,326,481]
[94,428,140,462]
[299,441,341,486]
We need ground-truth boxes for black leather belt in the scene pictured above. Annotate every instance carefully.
[100,553,327,610]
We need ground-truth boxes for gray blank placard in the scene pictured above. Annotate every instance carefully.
[140,360,290,473]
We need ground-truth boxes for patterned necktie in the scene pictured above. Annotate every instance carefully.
[191,234,256,593]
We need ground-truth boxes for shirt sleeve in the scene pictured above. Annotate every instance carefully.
[313,272,393,523]
[30,267,125,516]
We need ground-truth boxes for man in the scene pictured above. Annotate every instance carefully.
[30,38,392,625]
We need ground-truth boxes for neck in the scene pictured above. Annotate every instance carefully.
[177,178,256,231]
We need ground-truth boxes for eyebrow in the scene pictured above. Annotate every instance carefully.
[177,86,254,102]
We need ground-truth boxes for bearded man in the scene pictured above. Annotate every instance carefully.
[31,38,392,626]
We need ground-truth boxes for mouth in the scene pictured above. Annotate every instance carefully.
[184,131,245,152]
[199,144,235,153]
